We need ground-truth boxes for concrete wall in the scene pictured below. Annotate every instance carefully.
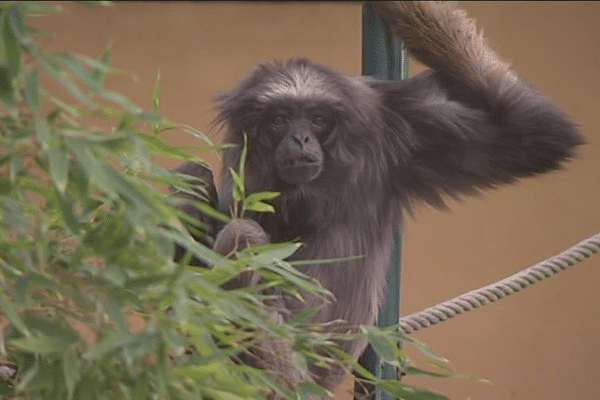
[32,3,600,399]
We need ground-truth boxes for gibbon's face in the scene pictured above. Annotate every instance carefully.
[219,59,383,189]
[263,104,335,185]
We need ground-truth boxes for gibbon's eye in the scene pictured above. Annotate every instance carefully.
[312,115,327,128]
[271,115,287,129]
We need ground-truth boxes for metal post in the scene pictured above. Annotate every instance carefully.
[355,2,407,399]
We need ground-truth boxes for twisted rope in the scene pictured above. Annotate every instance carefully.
[399,232,600,334]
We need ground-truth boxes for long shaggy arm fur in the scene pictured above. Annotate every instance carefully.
[370,1,583,208]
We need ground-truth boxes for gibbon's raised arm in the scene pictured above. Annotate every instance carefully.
[369,70,581,209]
[370,1,582,208]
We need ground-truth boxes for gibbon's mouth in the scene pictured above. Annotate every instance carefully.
[276,156,322,185]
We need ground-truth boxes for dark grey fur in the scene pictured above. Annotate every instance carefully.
[176,1,583,394]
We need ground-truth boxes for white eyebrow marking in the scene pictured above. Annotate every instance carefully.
[257,67,341,103]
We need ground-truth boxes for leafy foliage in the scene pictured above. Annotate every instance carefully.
[0,2,471,399]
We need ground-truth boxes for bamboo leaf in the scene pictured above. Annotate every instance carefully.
[152,68,160,112]
[10,334,73,354]
[23,68,40,114]
[238,133,248,181]
[83,332,136,360]
[74,51,115,74]
[376,380,450,400]
[34,118,51,150]
[229,168,244,202]
[62,350,81,399]
[0,64,16,111]
[244,191,280,202]
[158,228,224,267]
[3,7,22,80]
[87,45,111,91]
[0,292,29,337]
[296,382,332,399]
[182,200,231,223]
[56,53,93,84]
[6,5,26,43]
[32,46,92,104]
[54,186,79,234]
[364,326,404,366]
[96,89,140,113]
[244,191,279,213]
[135,110,164,124]
[48,143,69,193]
[244,201,274,213]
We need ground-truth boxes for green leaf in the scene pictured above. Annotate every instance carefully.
[83,332,136,360]
[398,333,448,363]
[34,118,51,150]
[67,138,157,212]
[2,7,22,81]
[67,158,90,199]
[152,68,160,112]
[22,314,80,343]
[62,350,81,399]
[296,381,332,400]
[376,380,450,400]
[102,297,128,332]
[195,263,238,285]
[285,306,321,325]
[32,46,92,104]
[54,186,79,234]
[244,191,279,213]
[13,274,29,308]
[292,351,309,376]
[403,366,453,379]
[238,133,248,181]
[98,163,163,217]
[87,45,111,91]
[135,110,164,124]
[172,361,223,379]
[96,89,140,113]
[64,138,102,185]
[181,200,231,223]
[244,191,280,202]
[0,291,29,337]
[0,64,16,111]
[13,362,38,393]
[138,132,190,159]
[74,51,115,74]
[364,326,404,366]
[23,68,40,114]
[0,177,15,196]
[158,228,225,267]
[252,243,301,266]
[244,201,275,213]
[229,168,244,202]
[6,5,26,43]
[20,2,60,13]
[55,53,93,85]
[159,328,185,350]
[176,123,212,144]
[10,334,74,354]
[48,143,69,193]
[0,196,29,230]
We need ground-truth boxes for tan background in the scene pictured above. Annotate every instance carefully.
[32,2,600,399]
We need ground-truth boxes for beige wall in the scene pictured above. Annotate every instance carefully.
[33,2,600,399]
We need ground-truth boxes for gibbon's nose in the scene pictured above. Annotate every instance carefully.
[293,130,312,145]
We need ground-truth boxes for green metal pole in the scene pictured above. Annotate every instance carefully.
[356,2,407,399]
